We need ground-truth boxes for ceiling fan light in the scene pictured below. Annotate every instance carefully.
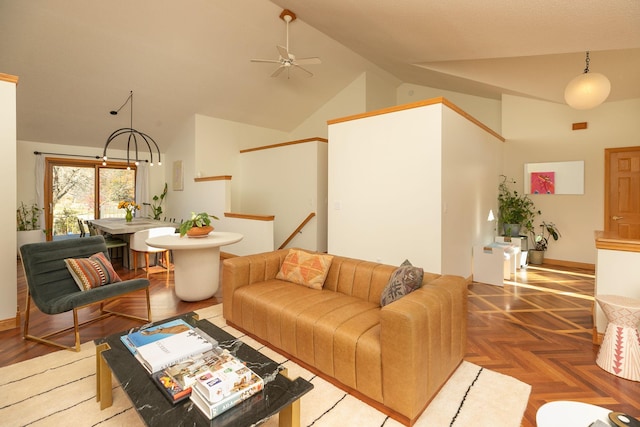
[564,71,611,110]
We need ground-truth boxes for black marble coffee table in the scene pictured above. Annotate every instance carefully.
[95,312,313,426]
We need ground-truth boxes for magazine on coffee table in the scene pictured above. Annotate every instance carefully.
[136,329,214,373]
[120,318,193,355]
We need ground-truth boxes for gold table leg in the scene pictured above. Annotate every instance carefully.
[278,368,301,427]
[95,342,113,410]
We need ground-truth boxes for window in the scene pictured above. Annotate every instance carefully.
[44,158,136,239]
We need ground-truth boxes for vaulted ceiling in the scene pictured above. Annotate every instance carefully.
[1,0,639,150]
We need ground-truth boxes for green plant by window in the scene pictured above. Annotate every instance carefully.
[144,182,168,220]
[17,202,41,231]
[498,175,540,235]
[178,212,219,237]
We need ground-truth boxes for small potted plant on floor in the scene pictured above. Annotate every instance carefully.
[17,201,45,253]
[528,221,562,265]
[498,175,540,237]
[179,212,219,237]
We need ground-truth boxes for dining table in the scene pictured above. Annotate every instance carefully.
[88,218,178,269]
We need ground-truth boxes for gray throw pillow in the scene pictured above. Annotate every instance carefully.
[380,259,424,307]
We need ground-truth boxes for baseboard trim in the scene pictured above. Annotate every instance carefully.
[542,258,595,271]
[0,312,19,331]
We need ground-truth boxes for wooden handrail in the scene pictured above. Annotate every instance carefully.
[240,137,328,154]
[224,212,275,221]
[279,212,316,249]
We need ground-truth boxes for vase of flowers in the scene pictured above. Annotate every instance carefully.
[118,200,140,222]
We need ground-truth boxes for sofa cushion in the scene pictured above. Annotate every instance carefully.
[276,249,334,290]
[380,259,423,307]
[65,252,122,291]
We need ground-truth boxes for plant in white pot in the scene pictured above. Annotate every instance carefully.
[528,221,561,265]
[17,202,45,253]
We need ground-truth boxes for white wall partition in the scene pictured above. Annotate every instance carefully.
[328,99,504,278]
[1,74,18,326]
[238,139,328,253]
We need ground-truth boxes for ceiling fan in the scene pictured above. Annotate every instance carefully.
[251,9,321,78]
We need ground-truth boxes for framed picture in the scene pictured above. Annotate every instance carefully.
[172,160,183,191]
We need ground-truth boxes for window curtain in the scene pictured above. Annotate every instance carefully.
[35,154,45,228]
[136,162,150,218]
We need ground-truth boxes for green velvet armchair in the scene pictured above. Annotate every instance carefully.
[19,235,152,351]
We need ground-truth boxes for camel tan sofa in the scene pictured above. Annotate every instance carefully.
[222,248,467,425]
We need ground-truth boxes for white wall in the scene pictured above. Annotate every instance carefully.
[328,100,504,276]
[192,114,287,214]
[288,73,368,140]
[441,107,504,276]
[1,77,17,322]
[328,104,445,272]
[239,141,327,252]
[501,95,640,264]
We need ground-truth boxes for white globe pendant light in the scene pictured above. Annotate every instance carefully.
[564,51,611,110]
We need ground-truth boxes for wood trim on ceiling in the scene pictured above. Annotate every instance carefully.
[326,97,505,142]
[0,73,19,84]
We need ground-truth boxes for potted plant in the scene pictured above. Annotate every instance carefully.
[528,221,561,265]
[179,212,219,237]
[498,175,540,237]
[17,201,45,253]
[144,183,168,220]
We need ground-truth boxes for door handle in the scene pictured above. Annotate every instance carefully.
[612,216,624,220]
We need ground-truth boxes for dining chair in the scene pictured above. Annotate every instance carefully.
[77,218,87,237]
[87,221,128,262]
[129,227,176,277]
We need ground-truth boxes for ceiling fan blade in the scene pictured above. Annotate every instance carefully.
[276,45,290,59]
[295,57,322,65]
[271,66,286,77]
[251,58,281,64]
[294,64,313,77]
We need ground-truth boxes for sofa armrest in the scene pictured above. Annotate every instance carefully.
[379,274,467,419]
[222,249,290,321]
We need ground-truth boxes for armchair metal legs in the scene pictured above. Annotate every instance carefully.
[23,288,152,352]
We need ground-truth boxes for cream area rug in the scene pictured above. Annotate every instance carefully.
[0,305,531,427]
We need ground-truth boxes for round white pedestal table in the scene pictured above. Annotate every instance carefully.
[146,232,243,301]
[536,401,610,427]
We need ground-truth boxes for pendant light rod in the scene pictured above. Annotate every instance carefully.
[102,91,162,168]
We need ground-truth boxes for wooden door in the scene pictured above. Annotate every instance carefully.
[605,147,640,238]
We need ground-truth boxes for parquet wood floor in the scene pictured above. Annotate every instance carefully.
[1,259,639,426]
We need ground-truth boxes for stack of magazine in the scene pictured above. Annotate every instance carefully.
[188,349,264,419]
[120,318,264,416]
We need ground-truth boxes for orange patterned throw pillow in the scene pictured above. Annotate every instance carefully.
[65,252,122,291]
[276,249,334,290]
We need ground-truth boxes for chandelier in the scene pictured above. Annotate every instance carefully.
[564,51,611,110]
[102,91,161,169]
